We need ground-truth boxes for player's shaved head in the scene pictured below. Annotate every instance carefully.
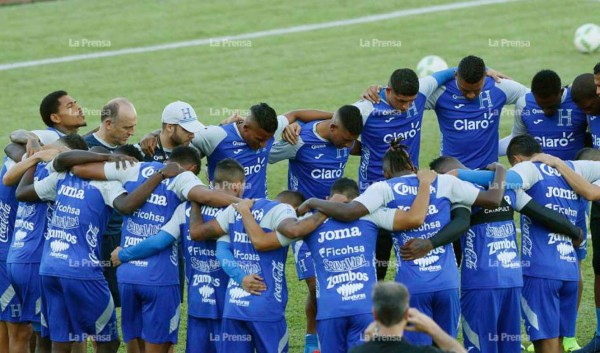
[329,177,359,200]
[101,98,136,123]
[372,281,409,327]
[275,191,305,209]
[506,134,542,166]
[429,156,464,174]
[572,73,600,115]
[575,148,600,162]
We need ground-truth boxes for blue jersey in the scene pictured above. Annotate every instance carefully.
[513,162,581,281]
[0,157,18,262]
[7,162,54,264]
[162,202,228,319]
[516,89,587,160]
[35,172,126,280]
[270,120,349,199]
[109,162,197,286]
[428,77,528,169]
[461,188,523,290]
[216,199,296,322]
[84,133,118,152]
[589,115,600,149]
[302,213,392,320]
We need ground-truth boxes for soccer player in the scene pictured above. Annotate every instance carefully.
[504,135,600,353]
[191,104,331,198]
[426,55,529,169]
[109,158,247,353]
[58,146,239,353]
[85,98,138,150]
[1,136,88,353]
[299,138,507,345]
[269,104,362,352]
[14,148,183,353]
[234,174,452,353]
[426,156,583,353]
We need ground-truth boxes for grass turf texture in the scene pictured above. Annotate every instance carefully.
[1,0,599,351]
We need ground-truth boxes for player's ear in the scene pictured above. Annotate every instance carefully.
[50,113,61,125]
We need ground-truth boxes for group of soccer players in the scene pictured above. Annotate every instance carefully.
[0,56,599,353]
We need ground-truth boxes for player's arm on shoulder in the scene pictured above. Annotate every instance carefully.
[15,166,44,202]
[3,150,56,186]
[517,191,582,241]
[352,99,375,125]
[269,139,299,164]
[420,67,456,97]
[277,208,327,240]
[4,143,26,163]
[471,163,506,208]
[283,110,333,125]
[234,199,284,251]
[391,169,437,230]
[191,126,226,156]
[111,166,166,214]
[116,230,177,265]
[300,198,368,222]
[560,160,600,201]
[191,203,228,241]
[186,184,240,208]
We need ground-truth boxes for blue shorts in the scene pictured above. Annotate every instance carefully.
[119,283,180,344]
[40,275,118,342]
[317,313,372,353]
[293,241,315,280]
[0,261,20,322]
[461,287,521,353]
[7,263,41,327]
[521,276,578,341]
[220,318,288,353]
[186,316,221,353]
[403,289,460,346]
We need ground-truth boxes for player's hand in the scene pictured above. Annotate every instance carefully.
[160,162,186,178]
[573,228,585,249]
[400,238,433,261]
[242,274,267,295]
[220,112,244,125]
[445,169,459,177]
[233,199,255,213]
[417,169,437,184]
[139,133,158,157]
[107,154,137,170]
[361,85,382,104]
[405,308,438,334]
[530,153,561,167]
[486,68,512,83]
[110,247,122,267]
[297,198,314,216]
[32,149,61,162]
[485,162,503,171]
[26,137,42,158]
[282,123,301,145]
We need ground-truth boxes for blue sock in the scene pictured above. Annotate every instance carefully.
[596,308,600,336]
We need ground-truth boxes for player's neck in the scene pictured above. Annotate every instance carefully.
[159,131,176,149]
[315,120,331,141]
[376,323,405,338]
[96,128,118,146]
[54,125,77,136]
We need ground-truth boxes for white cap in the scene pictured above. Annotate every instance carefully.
[161,101,204,133]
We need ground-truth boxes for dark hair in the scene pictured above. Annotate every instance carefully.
[594,62,600,75]
[58,134,88,151]
[329,177,359,200]
[336,105,363,135]
[458,55,486,84]
[389,68,419,96]
[249,103,278,133]
[383,137,415,175]
[40,90,68,128]
[575,147,600,161]
[506,135,542,163]
[114,144,144,161]
[275,190,305,209]
[214,158,245,185]
[168,146,202,175]
[101,100,120,122]
[571,73,597,104]
[429,156,457,173]
[372,282,409,327]
[531,70,562,98]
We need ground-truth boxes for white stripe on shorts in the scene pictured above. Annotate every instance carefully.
[0,285,15,311]
[520,295,539,330]
[461,317,481,351]
[95,295,115,334]
[278,326,289,353]
[170,304,181,334]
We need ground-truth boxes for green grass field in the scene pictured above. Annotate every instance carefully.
[1,0,599,351]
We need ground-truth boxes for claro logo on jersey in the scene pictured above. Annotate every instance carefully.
[311,168,343,180]
[535,132,575,149]
[453,109,496,131]
[383,122,421,143]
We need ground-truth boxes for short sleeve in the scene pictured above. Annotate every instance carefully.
[509,161,542,191]
[573,161,600,183]
[511,95,528,136]
[32,130,61,145]
[437,175,480,207]
[215,205,235,234]
[352,99,375,125]
[33,172,62,201]
[191,126,228,156]
[418,76,439,98]
[170,171,204,200]
[364,208,395,231]
[217,235,230,243]
[161,203,187,239]
[273,115,290,141]
[261,203,297,230]
[425,85,446,110]
[354,181,394,213]
[104,162,140,184]
[276,232,295,247]
[269,138,302,163]
[93,180,127,207]
[513,188,532,212]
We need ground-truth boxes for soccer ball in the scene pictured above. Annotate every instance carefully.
[416,55,449,78]
[574,23,600,53]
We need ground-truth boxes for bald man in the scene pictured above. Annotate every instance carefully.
[85,98,138,151]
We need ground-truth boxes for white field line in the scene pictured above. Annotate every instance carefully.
[0,0,522,71]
